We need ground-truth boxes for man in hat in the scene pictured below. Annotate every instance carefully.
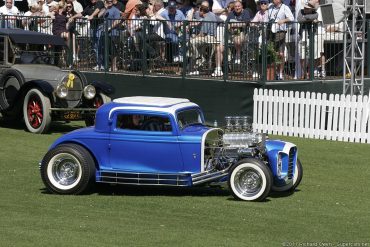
[298,0,326,78]
[160,0,185,62]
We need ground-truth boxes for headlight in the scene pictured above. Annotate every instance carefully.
[277,153,282,177]
[83,85,96,99]
[56,84,68,98]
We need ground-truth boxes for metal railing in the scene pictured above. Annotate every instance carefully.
[1,14,365,83]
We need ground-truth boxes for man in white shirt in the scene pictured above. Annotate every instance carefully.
[0,0,19,28]
[268,0,294,80]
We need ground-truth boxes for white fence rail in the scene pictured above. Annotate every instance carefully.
[253,88,370,143]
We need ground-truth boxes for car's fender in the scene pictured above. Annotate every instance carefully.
[90,80,115,96]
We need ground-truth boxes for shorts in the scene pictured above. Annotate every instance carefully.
[216,25,224,45]
[272,31,286,53]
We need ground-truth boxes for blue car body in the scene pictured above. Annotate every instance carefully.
[41,96,302,201]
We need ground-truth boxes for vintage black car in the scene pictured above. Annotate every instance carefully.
[0,29,113,133]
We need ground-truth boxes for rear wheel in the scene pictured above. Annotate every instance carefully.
[0,69,24,111]
[40,144,96,194]
[228,158,272,201]
[85,93,111,126]
[23,88,51,134]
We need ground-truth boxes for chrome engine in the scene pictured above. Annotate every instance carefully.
[223,116,265,148]
[204,116,267,172]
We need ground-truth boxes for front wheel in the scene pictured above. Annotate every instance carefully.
[228,158,272,201]
[292,159,303,190]
[85,93,111,126]
[272,158,303,192]
[23,88,51,134]
[40,144,96,194]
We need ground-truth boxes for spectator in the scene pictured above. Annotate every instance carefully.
[70,0,105,68]
[252,0,268,23]
[112,0,125,13]
[226,0,251,64]
[177,0,192,18]
[188,4,218,75]
[123,0,141,19]
[46,0,58,10]
[0,0,19,28]
[297,0,325,78]
[160,0,185,63]
[23,3,43,31]
[38,0,49,14]
[153,0,165,17]
[212,0,233,21]
[68,0,83,13]
[130,3,149,43]
[95,0,121,71]
[212,0,234,77]
[190,0,208,21]
[267,0,294,80]
[65,1,79,61]
[51,2,70,43]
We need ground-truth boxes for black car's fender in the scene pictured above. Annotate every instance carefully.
[90,81,115,96]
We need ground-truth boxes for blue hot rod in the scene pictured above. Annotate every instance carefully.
[40,96,302,201]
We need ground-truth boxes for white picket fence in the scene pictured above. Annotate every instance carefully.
[253,88,370,143]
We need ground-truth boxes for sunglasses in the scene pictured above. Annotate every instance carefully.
[260,2,268,5]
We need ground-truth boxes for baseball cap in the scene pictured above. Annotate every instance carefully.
[168,1,176,8]
[259,0,269,3]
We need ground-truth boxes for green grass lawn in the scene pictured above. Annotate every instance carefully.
[0,121,369,247]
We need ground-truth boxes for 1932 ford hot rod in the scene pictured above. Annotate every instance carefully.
[40,96,303,201]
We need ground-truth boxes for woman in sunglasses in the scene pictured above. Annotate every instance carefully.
[252,0,269,23]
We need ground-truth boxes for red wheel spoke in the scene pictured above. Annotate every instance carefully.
[27,95,43,128]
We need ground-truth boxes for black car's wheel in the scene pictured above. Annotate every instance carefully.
[40,144,96,194]
[23,88,51,134]
[0,69,25,111]
[272,158,303,192]
[85,93,111,126]
[228,158,272,201]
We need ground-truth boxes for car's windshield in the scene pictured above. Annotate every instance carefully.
[12,43,64,66]
[177,109,204,129]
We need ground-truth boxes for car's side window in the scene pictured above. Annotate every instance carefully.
[116,114,172,132]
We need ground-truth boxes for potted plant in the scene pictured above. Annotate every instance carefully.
[257,41,281,80]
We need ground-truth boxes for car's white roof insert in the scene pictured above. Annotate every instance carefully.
[113,96,190,107]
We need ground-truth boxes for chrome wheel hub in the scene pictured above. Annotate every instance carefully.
[51,154,81,186]
[234,168,262,196]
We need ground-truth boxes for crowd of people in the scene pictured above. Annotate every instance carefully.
[0,0,348,79]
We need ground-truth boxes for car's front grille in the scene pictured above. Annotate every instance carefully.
[287,148,296,179]
[65,76,83,108]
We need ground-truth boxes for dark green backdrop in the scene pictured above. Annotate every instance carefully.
[84,72,370,125]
